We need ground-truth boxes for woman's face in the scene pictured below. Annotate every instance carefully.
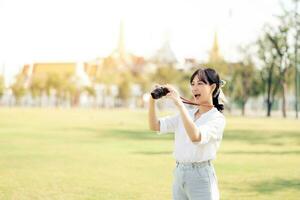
[190,75,216,104]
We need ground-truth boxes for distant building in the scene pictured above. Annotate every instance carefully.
[150,32,178,66]
[11,62,93,107]
[208,32,224,63]
[32,63,76,76]
[84,20,146,82]
[22,62,77,88]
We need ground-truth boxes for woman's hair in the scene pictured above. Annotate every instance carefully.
[190,67,224,112]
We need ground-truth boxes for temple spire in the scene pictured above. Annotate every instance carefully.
[209,31,223,63]
[118,20,126,59]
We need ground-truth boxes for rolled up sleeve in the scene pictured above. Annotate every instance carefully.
[193,116,226,145]
[157,114,179,135]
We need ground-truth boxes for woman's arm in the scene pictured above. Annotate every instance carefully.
[176,103,201,142]
[164,84,201,142]
[148,97,160,131]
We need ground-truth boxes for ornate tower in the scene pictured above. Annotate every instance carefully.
[209,31,223,63]
[117,20,126,60]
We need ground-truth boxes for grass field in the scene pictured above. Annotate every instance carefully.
[0,108,299,200]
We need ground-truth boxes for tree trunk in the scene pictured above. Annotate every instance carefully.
[267,101,272,117]
[241,101,246,116]
[266,64,274,117]
[55,94,60,107]
[39,96,42,107]
[281,81,287,118]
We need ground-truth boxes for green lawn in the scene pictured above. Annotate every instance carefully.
[0,108,299,200]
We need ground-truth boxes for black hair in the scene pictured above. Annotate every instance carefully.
[190,67,224,112]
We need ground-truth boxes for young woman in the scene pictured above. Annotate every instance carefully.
[148,67,226,200]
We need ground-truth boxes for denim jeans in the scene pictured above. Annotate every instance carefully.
[172,160,220,200]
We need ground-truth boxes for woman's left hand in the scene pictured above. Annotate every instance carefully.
[163,84,183,107]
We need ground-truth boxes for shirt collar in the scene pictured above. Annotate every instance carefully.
[192,107,216,117]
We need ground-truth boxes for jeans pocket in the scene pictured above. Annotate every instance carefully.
[195,167,209,180]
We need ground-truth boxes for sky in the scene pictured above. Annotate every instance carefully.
[0,0,291,85]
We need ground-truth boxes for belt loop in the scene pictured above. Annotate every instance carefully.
[176,161,179,167]
[208,160,211,166]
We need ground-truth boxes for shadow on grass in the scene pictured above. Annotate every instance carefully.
[49,126,173,143]
[220,150,300,155]
[101,129,173,141]
[251,178,300,193]
[52,126,299,146]
[224,129,300,146]
[132,151,172,155]
[101,128,299,144]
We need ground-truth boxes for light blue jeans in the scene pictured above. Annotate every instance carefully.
[172,160,220,200]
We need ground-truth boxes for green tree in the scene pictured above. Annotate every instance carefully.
[64,76,81,107]
[230,50,262,116]
[257,34,281,117]
[46,73,70,107]
[177,70,193,99]
[0,75,4,99]
[132,74,151,107]
[117,71,132,106]
[205,61,230,80]
[11,74,27,105]
[265,10,295,117]
[29,75,45,106]
[83,85,96,107]
[150,65,192,102]
[94,65,119,107]
[150,65,181,85]
[84,86,96,97]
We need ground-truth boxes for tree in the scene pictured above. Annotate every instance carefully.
[117,71,132,106]
[231,61,262,116]
[46,73,71,107]
[63,75,82,107]
[292,0,300,118]
[0,75,4,99]
[150,65,181,85]
[264,9,295,117]
[150,65,192,101]
[95,64,119,107]
[29,75,45,106]
[11,74,27,105]
[132,74,151,107]
[257,34,281,117]
[177,70,193,99]
[232,45,262,116]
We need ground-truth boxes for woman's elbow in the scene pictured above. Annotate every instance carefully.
[149,124,157,131]
[149,122,160,131]
[149,125,155,131]
[149,126,159,132]
[191,138,201,143]
[190,133,201,142]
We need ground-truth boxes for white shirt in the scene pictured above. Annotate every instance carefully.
[158,107,226,163]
